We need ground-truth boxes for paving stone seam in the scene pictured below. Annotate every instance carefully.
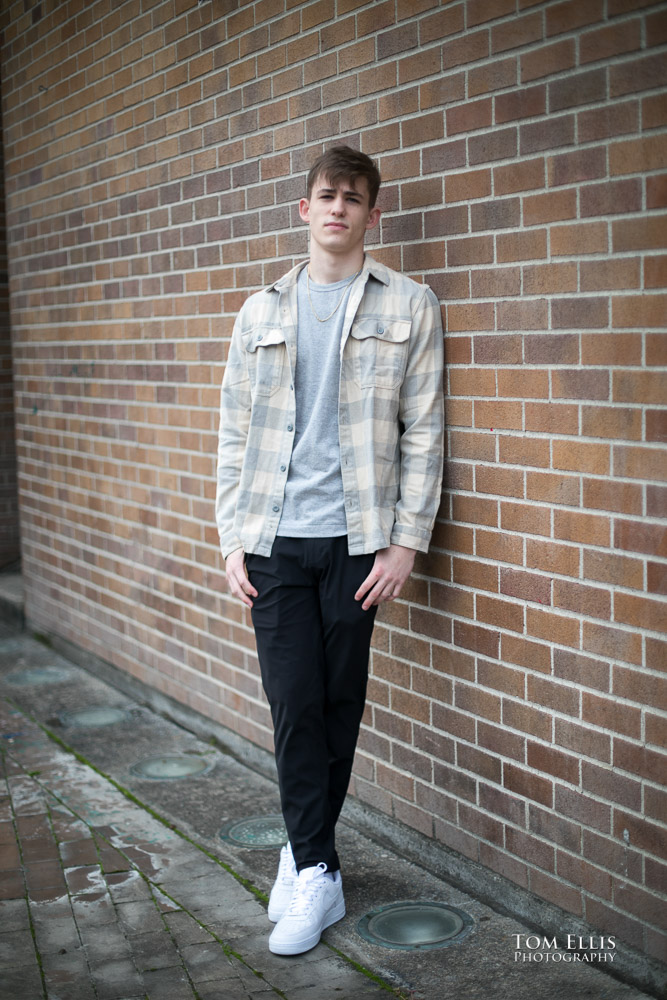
[3,753,49,1000]
[3,699,403,999]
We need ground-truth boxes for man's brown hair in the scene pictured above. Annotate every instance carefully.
[306,145,381,208]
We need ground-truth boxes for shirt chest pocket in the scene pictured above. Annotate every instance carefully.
[243,326,288,396]
[348,319,411,390]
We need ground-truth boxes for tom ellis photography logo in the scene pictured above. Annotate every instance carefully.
[514,933,617,964]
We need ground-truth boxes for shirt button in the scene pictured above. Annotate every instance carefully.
[287,424,293,432]
[280,465,286,472]
[377,325,384,334]
[257,334,263,341]
[272,504,280,513]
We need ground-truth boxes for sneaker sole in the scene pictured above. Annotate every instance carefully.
[269,898,346,956]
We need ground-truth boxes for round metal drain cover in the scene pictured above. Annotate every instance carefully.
[61,706,129,729]
[219,814,287,849]
[129,754,214,780]
[5,666,72,686]
[358,901,473,951]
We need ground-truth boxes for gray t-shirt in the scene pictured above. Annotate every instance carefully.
[276,267,355,538]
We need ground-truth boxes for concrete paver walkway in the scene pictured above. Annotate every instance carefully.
[0,696,386,1000]
[0,621,660,1000]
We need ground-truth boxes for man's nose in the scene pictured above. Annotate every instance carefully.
[331,196,346,214]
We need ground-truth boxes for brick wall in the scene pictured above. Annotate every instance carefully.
[1,0,665,969]
[0,84,20,569]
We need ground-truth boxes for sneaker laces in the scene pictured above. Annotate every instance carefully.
[285,863,328,917]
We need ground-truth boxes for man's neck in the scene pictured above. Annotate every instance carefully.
[307,249,365,285]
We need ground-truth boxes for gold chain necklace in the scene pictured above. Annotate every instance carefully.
[306,265,362,323]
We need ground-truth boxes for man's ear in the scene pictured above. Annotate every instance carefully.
[366,206,381,231]
[299,197,311,223]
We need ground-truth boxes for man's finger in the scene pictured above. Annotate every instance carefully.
[355,570,378,602]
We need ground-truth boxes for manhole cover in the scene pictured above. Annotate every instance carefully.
[61,706,130,728]
[129,755,215,780]
[358,901,474,950]
[219,814,287,848]
[5,666,72,686]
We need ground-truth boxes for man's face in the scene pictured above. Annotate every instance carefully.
[299,175,381,257]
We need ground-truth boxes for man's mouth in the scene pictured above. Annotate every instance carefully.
[326,222,347,229]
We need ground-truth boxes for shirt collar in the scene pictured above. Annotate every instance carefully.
[266,254,390,292]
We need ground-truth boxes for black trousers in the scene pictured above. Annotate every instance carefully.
[246,536,377,873]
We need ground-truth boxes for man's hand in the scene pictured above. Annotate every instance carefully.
[225,547,258,608]
[354,544,416,611]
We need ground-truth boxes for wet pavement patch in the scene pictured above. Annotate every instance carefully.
[60,706,131,728]
[357,900,474,951]
[129,754,216,780]
[219,814,287,849]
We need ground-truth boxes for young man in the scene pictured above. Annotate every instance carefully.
[216,145,444,956]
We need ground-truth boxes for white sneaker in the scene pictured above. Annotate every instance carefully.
[269,862,345,955]
[268,843,298,922]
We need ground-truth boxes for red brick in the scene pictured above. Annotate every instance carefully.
[474,334,523,364]
[647,173,667,210]
[447,97,491,135]
[501,500,551,538]
[495,84,546,123]
[615,443,667,482]
[551,221,608,256]
[492,11,542,53]
[496,229,547,262]
[504,763,553,806]
[477,594,525,633]
[580,18,642,63]
[613,371,665,406]
[582,178,642,218]
[523,188,576,225]
[468,56,517,97]
[554,579,611,620]
[526,607,580,648]
[446,168,492,203]
[610,135,667,178]
[615,518,667,558]
[610,51,667,98]
[558,852,613,901]
[548,146,607,187]
[615,593,667,634]
[469,126,518,164]
[521,39,576,83]
[420,5,465,44]
[454,621,500,660]
[526,539,579,578]
[581,620,642,663]
[546,0,604,36]
[583,479,643,517]
[478,720,525,762]
[553,439,610,476]
[614,664,667,713]
[613,294,667,329]
[441,28,489,70]
[555,718,610,764]
[552,369,609,401]
[523,262,578,294]
[499,436,550,469]
[527,741,579,784]
[580,258,641,292]
[494,157,545,195]
[501,634,551,673]
[644,93,667,131]
[578,101,639,143]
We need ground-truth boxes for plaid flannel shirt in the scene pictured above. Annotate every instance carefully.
[216,255,444,559]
